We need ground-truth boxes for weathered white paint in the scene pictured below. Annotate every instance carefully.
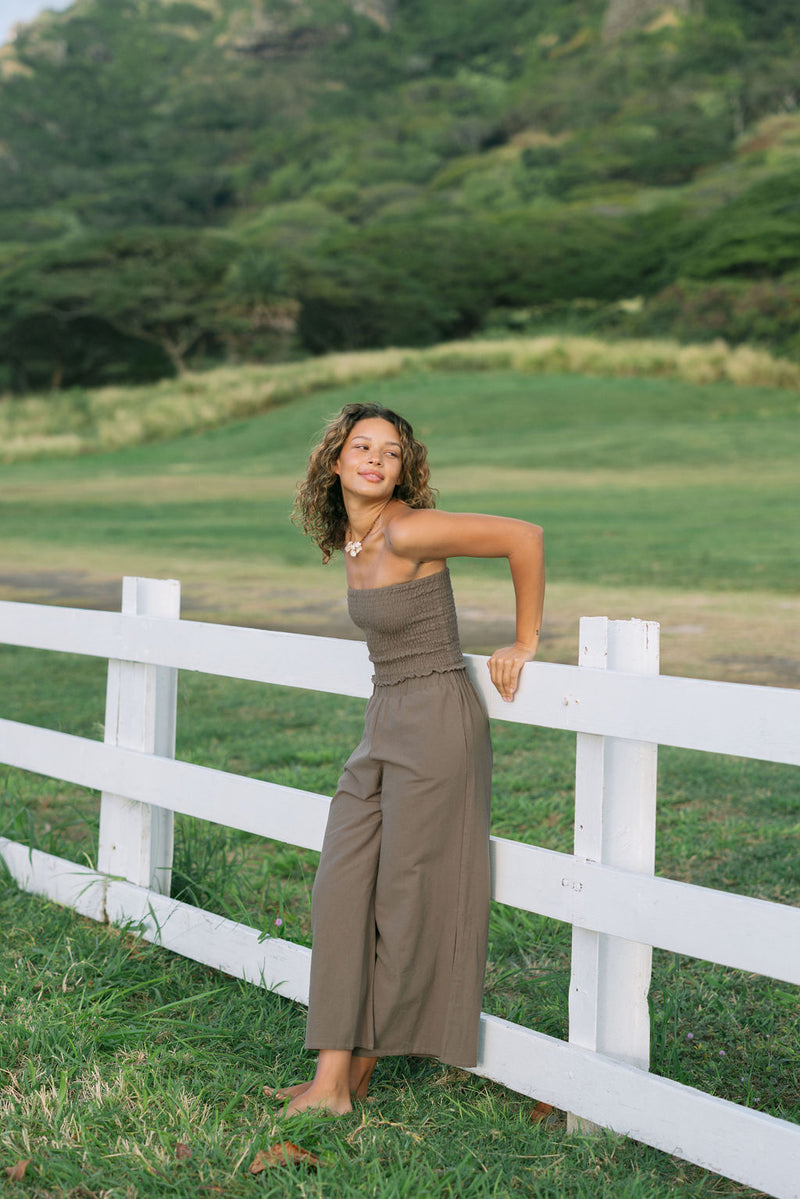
[0,718,332,851]
[568,618,659,1131]
[97,578,180,893]
[0,838,310,1002]
[474,1013,800,1199]
[490,837,800,985]
[1,599,799,763]
[1,581,799,1199]
[0,600,374,699]
[2,836,799,1199]
[2,716,800,983]
[0,836,106,921]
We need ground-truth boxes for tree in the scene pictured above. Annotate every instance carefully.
[0,228,239,390]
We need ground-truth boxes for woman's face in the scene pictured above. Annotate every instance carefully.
[334,417,403,501]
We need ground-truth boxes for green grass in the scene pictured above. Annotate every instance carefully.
[3,883,769,1199]
[1,642,798,1196]
[1,364,798,1194]
[2,370,799,595]
[3,337,800,466]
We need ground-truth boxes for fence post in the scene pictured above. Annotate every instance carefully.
[97,576,180,894]
[567,616,660,1134]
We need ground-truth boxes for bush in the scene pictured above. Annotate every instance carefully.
[295,219,487,352]
[671,169,800,281]
[546,108,734,192]
[632,276,800,359]
[703,0,800,40]
[294,207,682,353]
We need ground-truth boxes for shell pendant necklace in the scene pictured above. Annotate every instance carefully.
[345,501,390,558]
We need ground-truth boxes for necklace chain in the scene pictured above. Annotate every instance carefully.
[345,502,390,558]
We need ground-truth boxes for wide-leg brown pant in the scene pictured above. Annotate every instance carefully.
[305,668,492,1068]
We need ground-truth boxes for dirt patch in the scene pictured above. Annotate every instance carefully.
[0,572,128,611]
[709,654,800,689]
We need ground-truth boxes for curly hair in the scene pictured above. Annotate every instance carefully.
[293,403,437,563]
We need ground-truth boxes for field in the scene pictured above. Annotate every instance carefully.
[1,361,799,1196]
[2,364,799,682]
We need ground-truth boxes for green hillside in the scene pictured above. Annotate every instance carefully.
[2,0,800,390]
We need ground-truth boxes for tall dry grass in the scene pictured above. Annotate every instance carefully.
[2,336,798,464]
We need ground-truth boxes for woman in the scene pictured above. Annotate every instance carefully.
[276,401,544,1117]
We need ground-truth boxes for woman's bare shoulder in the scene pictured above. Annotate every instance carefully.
[384,504,441,544]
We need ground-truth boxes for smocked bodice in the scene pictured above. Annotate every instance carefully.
[347,567,465,686]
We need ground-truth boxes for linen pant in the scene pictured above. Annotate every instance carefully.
[305,667,492,1068]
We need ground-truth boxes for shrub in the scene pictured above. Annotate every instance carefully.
[294,207,682,353]
[632,276,800,359]
[671,169,800,281]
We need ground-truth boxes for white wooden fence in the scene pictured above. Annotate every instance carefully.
[1,577,799,1197]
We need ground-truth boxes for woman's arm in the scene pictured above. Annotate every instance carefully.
[386,509,545,703]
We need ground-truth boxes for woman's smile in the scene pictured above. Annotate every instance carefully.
[334,417,404,496]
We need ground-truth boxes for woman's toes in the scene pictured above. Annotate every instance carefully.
[264,1082,312,1102]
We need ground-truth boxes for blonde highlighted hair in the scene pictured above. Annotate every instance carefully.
[293,403,436,563]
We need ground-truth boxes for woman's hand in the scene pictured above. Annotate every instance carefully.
[387,509,545,701]
[487,641,537,703]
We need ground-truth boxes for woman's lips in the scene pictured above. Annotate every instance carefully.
[359,471,384,482]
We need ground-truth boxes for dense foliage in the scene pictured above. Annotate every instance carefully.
[2,0,800,389]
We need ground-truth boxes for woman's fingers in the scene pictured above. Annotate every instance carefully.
[487,646,531,702]
[507,659,523,698]
[490,658,513,701]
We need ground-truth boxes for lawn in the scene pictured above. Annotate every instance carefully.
[1,363,799,1195]
[2,368,799,681]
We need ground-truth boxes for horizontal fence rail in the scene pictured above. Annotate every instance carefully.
[2,599,799,765]
[2,716,799,987]
[1,580,798,1199]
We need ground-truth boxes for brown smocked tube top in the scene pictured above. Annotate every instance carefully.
[347,567,465,686]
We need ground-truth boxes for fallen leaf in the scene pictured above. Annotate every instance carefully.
[248,1150,268,1174]
[530,1101,554,1124]
[5,1160,31,1181]
[175,1142,192,1160]
[248,1142,321,1173]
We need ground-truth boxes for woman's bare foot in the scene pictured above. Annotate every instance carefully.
[263,1081,311,1102]
[282,1081,352,1118]
[266,1055,377,1105]
[350,1056,377,1099]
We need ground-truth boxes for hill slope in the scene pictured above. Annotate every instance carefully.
[2,0,800,389]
